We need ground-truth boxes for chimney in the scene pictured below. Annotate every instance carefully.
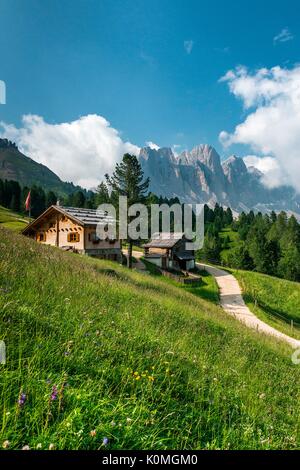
[56,200,60,206]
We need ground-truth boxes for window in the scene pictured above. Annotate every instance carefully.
[67,232,80,242]
[38,232,46,242]
[88,232,100,243]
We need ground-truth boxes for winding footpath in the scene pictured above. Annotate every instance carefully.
[198,263,300,349]
[125,250,300,349]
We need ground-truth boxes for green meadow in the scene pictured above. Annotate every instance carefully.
[234,269,300,340]
[0,227,300,450]
[0,206,29,232]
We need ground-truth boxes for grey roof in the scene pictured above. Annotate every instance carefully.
[174,252,195,261]
[58,206,115,225]
[144,238,181,248]
[144,232,185,248]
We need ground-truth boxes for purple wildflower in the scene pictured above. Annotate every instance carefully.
[18,392,26,407]
[64,351,70,356]
[103,437,109,446]
[51,385,58,401]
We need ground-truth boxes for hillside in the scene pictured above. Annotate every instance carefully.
[0,139,81,196]
[1,227,300,450]
[0,205,29,231]
[234,269,300,340]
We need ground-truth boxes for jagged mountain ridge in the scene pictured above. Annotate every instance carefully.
[139,144,300,216]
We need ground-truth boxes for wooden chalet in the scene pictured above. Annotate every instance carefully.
[22,205,122,262]
[143,232,195,271]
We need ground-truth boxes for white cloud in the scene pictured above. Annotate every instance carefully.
[243,155,289,188]
[0,114,140,189]
[145,141,160,150]
[273,27,294,44]
[219,65,300,192]
[184,40,194,54]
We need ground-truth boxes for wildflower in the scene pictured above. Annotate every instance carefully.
[90,430,96,437]
[135,375,141,380]
[49,443,55,450]
[259,393,266,399]
[36,443,42,449]
[148,375,154,382]
[2,440,10,449]
[103,437,109,446]
[51,385,58,401]
[64,351,70,356]
[22,445,30,450]
[111,421,116,427]
[126,417,132,424]
[18,392,26,407]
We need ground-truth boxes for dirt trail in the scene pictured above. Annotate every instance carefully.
[198,263,300,349]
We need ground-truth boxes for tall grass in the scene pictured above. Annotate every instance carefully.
[0,227,300,450]
[234,269,300,340]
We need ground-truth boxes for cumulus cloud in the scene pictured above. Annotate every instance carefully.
[219,65,300,192]
[145,141,160,150]
[184,40,194,54]
[0,114,140,189]
[243,155,289,188]
[273,27,294,44]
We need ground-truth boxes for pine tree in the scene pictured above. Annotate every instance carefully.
[95,182,110,206]
[105,154,149,268]
[46,191,57,208]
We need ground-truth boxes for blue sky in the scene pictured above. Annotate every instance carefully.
[0,0,300,187]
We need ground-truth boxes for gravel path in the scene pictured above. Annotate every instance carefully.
[198,263,300,349]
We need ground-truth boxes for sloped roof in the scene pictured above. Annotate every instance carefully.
[22,205,115,234]
[144,232,185,249]
[60,206,115,225]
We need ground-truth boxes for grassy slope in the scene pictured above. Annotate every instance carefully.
[220,227,241,263]
[234,269,300,340]
[0,206,29,231]
[0,227,300,450]
[142,258,219,304]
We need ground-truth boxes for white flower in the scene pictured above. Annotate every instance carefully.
[2,440,10,449]
[49,443,55,450]
[22,445,30,450]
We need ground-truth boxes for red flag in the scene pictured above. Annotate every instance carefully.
[25,191,31,211]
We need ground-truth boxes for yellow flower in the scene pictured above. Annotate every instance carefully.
[135,375,141,380]
[148,375,154,382]
[90,430,96,437]
[2,440,10,449]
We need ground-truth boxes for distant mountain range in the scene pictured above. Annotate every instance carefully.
[0,138,82,196]
[138,144,300,218]
[1,137,299,217]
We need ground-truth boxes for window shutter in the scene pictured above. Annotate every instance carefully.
[67,233,71,242]
[76,232,80,242]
